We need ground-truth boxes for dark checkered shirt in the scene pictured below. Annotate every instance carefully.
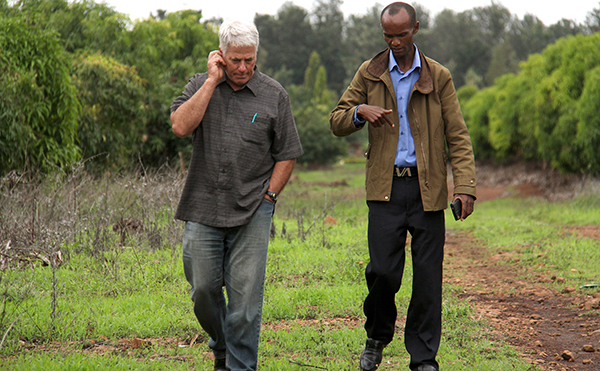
[171,69,303,227]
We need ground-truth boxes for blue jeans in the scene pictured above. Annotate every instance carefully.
[182,200,274,371]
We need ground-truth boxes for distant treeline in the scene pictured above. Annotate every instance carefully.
[1,0,599,175]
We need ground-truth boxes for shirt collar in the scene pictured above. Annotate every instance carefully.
[245,67,261,96]
[219,66,261,96]
[388,44,421,74]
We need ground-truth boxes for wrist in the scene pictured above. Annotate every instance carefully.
[266,190,278,203]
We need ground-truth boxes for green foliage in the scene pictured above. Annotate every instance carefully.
[487,74,524,158]
[575,65,600,173]
[3,0,600,174]
[461,32,600,174]
[310,0,347,93]
[9,0,131,54]
[533,33,600,172]
[290,52,348,166]
[125,11,219,165]
[72,53,147,169]
[456,84,479,103]
[0,14,80,173]
[343,6,388,85]
[255,4,315,87]
[417,3,586,89]
[458,84,497,160]
[485,41,519,85]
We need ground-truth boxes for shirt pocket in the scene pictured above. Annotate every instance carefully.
[242,115,272,145]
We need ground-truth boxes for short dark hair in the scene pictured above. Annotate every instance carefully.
[381,2,416,26]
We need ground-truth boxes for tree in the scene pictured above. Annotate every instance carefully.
[72,53,146,169]
[461,31,600,174]
[255,4,314,87]
[547,18,582,40]
[291,52,347,166]
[421,9,491,87]
[507,14,551,61]
[311,0,346,93]
[485,41,519,85]
[343,5,387,85]
[532,33,600,172]
[10,0,131,55]
[412,3,432,29]
[584,5,600,33]
[458,84,498,160]
[0,14,80,174]
[472,2,512,46]
[125,10,219,165]
[575,65,600,174]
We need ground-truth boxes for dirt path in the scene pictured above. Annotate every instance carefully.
[444,162,600,371]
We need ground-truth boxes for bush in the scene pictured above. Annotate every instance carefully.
[0,15,80,174]
[460,32,600,174]
[575,65,600,174]
[72,53,147,170]
[460,85,497,160]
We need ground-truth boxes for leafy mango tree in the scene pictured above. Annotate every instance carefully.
[529,33,600,173]
[124,10,219,166]
[0,15,80,174]
[460,32,600,175]
[72,53,146,169]
[458,84,497,160]
[575,65,600,174]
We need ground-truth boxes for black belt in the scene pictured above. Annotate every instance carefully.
[394,166,418,177]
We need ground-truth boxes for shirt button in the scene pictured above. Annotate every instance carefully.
[384,195,389,200]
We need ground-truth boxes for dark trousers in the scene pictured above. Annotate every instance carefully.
[364,176,445,370]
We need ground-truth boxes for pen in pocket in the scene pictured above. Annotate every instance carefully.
[252,113,257,123]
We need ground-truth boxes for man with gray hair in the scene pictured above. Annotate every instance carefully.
[171,19,303,371]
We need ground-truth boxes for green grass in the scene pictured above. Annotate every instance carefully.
[3,161,598,370]
[446,195,600,287]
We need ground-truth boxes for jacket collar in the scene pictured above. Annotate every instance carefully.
[366,48,433,95]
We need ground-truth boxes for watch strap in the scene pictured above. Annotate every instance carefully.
[266,191,278,203]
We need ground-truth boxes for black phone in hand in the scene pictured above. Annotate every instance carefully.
[450,198,462,221]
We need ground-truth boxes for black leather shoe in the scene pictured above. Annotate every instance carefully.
[213,357,226,371]
[359,338,386,371]
[415,364,439,371]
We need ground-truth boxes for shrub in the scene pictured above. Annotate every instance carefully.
[0,15,80,174]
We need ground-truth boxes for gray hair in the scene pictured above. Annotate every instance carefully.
[219,20,259,53]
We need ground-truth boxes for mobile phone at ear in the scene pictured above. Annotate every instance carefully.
[450,198,462,221]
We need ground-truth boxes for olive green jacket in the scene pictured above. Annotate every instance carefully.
[330,48,476,211]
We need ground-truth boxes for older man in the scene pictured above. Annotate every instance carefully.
[330,2,476,371]
[171,20,303,371]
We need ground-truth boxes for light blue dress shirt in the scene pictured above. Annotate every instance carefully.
[354,45,421,167]
[390,45,420,167]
